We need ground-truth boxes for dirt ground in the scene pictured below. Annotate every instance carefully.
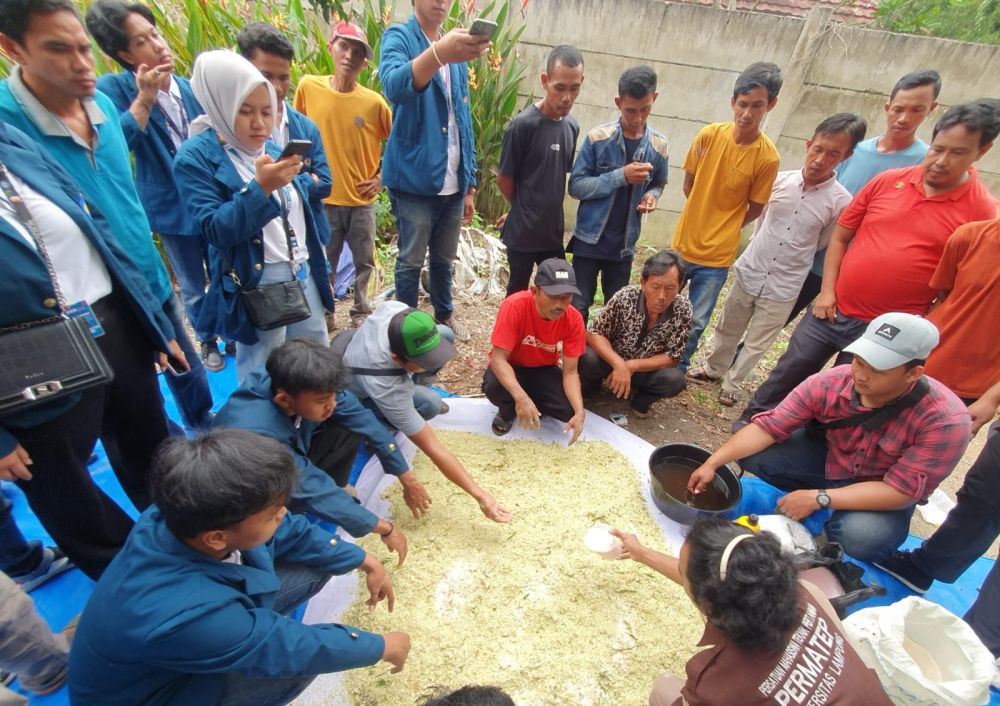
[328,282,996,556]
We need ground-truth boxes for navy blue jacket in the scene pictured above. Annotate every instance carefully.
[379,14,477,196]
[69,507,384,706]
[172,129,335,344]
[96,71,204,236]
[285,104,333,214]
[213,369,409,536]
[0,121,173,456]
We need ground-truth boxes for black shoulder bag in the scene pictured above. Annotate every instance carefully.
[237,185,311,331]
[806,376,931,436]
[0,162,113,416]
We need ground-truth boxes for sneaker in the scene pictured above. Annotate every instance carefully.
[874,550,932,593]
[437,316,471,343]
[13,547,74,593]
[731,412,752,434]
[199,341,225,372]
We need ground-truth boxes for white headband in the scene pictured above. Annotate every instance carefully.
[718,533,753,582]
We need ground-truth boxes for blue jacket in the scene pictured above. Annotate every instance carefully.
[96,72,204,236]
[568,120,669,257]
[286,104,334,213]
[172,129,335,345]
[213,369,409,536]
[0,79,174,304]
[379,14,477,196]
[68,507,384,706]
[0,122,174,455]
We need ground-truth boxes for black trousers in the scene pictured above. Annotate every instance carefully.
[741,310,865,419]
[506,247,565,297]
[784,270,823,327]
[911,425,1000,656]
[307,420,364,488]
[8,288,169,579]
[482,365,574,423]
[578,345,685,413]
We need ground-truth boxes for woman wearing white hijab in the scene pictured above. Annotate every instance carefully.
[174,50,333,382]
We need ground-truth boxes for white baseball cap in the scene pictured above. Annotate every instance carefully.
[843,313,940,371]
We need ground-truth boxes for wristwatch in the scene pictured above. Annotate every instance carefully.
[816,489,831,509]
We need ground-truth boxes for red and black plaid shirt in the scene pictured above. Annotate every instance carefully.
[752,366,970,500]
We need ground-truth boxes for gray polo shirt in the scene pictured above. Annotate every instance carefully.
[344,300,426,436]
[734,169,852,302]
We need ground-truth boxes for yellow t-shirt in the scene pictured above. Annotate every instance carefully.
[293,75,392,207]
[672,122,780,267]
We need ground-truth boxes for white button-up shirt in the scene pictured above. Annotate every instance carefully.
[734,169,852,302]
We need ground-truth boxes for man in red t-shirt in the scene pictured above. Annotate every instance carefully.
[482,259,587,444]
[736,100,999,428]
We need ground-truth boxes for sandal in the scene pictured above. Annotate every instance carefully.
[686,366,717,382]
[718,391,739,407]
[491,414,513,436]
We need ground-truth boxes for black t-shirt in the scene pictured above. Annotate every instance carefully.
[498,104,579,253]
[569,136,640,261]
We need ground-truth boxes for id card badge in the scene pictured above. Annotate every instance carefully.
[295,262,308,282]
[65,300,105,337]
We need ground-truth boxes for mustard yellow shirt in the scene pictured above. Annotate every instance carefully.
[672,122,780,267]
[293,75,392,206]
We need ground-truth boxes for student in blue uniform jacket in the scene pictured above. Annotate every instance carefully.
[236,22,333,213]
[0,0,213,432]
[87,0,231,374]
[69,428,410,706]
[173,50,334,383]
[213,338,414,564]
[0,119,179,580]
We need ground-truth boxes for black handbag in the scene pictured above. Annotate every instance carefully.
[0,163,114,416]
[237,184,311,331]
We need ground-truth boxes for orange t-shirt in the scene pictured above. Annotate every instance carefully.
[925,219,1000,399]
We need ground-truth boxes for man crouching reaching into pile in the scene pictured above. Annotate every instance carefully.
[69,429,409,706]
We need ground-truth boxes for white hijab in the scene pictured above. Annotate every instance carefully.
[189,50,277,157]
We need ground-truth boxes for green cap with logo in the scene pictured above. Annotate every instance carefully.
[388,307,457,370]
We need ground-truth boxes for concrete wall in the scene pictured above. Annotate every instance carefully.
[510,0,1000,246]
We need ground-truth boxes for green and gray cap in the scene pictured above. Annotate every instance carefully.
[388,307,457,370]
[843,312,939,371]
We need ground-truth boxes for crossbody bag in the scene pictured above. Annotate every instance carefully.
[236,184,311,331]
[0,163,114,415]
[807,377,931,435]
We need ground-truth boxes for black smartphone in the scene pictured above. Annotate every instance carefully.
[279,139,312,159]
[468,18,498,37]
[165,353,189,377]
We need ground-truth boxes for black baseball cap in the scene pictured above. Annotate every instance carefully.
[387,308,456,370]
[534,258,581,296]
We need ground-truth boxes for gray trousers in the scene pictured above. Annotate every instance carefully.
[0,572,68,701]
[325,202,376,320]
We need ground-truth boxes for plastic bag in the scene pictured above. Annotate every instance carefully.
[844,596,998,705]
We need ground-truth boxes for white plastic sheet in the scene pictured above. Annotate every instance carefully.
[294,398,690,705]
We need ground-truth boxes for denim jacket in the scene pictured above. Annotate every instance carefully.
[569,120,669,256]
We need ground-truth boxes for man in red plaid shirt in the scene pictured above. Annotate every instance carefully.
[688,313,970,562]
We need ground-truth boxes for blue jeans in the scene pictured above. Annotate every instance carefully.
[0,491,41,577]
[740,428,915,563]
[159,233,214,343]
[570,255,632,325]
[389,190,464,322]
[161,294,214,430]
[682,263,730,369]
[216,564,333,706]
[235,262,330,383]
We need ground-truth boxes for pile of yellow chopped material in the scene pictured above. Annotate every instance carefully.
[341,431,705,706]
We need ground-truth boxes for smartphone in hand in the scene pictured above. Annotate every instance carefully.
[279,139,312,160]
[468,18,498,38]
